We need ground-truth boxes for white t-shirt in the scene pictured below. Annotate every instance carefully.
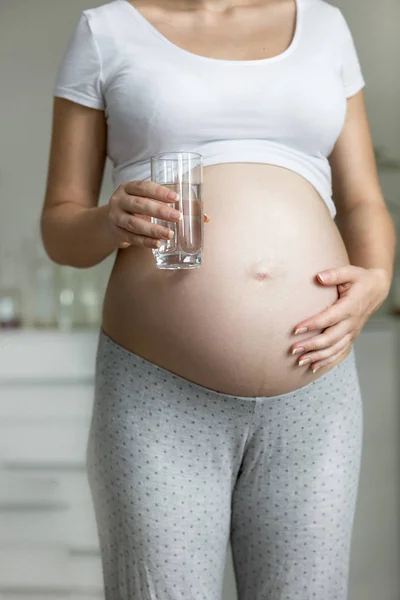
[54,0,365,219]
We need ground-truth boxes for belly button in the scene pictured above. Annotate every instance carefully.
[255,271,271,281]
[247,260,274,281]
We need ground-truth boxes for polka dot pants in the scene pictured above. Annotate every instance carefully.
[86,329,363,600]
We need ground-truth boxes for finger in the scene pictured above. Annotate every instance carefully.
[291,319,350,355]
[316,265,364,286]
[309,343,352,373]
[119,193,183,223]
[294,297,353,333]
[296,333,352,366]
[118,241,131,249]
[124,180,178,203]
[119,214,175,241]
[116,226,161,249]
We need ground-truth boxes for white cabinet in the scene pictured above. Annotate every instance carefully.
[0,330,102,598]
[0,323,399,600]
[347,324,400,600]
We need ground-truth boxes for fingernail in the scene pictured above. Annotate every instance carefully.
[317,273,327,282]
[294,327,308,335]
[169,210,183,221]
[167,191,178,201]
[298,358,311,366]
[312,366,320,374]
[292,347,305,356]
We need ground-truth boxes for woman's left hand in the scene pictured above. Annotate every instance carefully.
[291,266,391,373]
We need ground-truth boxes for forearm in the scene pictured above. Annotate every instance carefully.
[336,203,396,295]
[41,202,117,268]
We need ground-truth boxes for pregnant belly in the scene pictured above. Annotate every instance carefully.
[103,163,351,397]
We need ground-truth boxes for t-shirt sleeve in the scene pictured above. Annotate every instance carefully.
[336,9,365,98]
[53,12,105,110]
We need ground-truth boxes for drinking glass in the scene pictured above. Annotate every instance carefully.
[150,152,203,269]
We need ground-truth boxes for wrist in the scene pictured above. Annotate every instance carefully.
[96,204,120,251]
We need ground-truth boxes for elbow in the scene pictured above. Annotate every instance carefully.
[40,211,91,268]
[40,203,111,269]
[40,212,69,266]
[40,217,65,265]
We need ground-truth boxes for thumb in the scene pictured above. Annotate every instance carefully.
[316,265,361,285]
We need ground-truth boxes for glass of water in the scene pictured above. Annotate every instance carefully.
[150,152,203,270]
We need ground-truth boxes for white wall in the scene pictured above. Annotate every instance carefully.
[0,0,116,317]
[335,0,400,153]
[334,0,400,233]
[0,1,112,250]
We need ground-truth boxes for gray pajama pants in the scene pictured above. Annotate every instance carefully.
[86,329,363,600]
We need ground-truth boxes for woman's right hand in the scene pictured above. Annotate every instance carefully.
[106,180,183,250]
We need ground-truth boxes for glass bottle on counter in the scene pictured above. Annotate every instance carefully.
[55,265,105,331]
[0,287,22,328]
[0,245,23,328]
[56,266,77,331]
[74,267,102,329]
[32,243,57,328]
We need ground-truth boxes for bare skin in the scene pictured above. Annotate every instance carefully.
[127,0,299,60]
[42,0,394,396]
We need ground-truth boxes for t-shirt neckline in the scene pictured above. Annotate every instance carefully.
[118,0,303,66]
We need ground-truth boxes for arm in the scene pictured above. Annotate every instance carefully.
[41,97,118,268]
[330,90,396,294]
[41,98,188,269]
[43,10,189,269]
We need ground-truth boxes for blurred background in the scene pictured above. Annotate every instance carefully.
[0,0,399,599]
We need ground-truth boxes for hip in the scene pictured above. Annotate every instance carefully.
[93,328,360,409]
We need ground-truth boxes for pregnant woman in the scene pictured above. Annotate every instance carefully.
[41,0,395,598]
